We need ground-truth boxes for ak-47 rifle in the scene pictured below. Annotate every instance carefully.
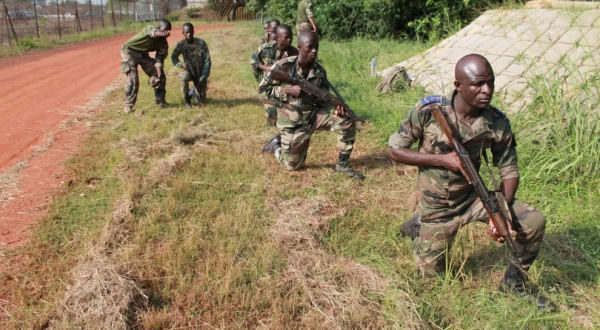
[430,105,525,272]
[186,64,201,88]
[270,69,366,124]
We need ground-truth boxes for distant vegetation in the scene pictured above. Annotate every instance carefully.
[247,0,526,40]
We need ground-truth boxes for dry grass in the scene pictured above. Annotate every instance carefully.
[270,196,420,329]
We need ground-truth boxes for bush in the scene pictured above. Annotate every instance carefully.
[251,0,525,41]
[165,12,180,22]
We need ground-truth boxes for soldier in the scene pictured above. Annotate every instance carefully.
[171,22,211,108]
[260,22,270,45]
[268,19,280,35]
[252,24,299,126]
[389,54,546,303]
[260,32,364,180]
[120,19,171,113]
[296,0,318,36]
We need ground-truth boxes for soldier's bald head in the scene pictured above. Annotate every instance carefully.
[297,31,317,47]
[455,54,493,83]
[277,24,292,36]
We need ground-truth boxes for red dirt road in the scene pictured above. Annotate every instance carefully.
[0,25,231,249]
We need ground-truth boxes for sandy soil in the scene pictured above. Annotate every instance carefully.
[0,25,232,249]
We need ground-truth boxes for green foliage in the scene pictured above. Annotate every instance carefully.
[512,62,600,186]
[165,12,180,22]
[259,0,526,41]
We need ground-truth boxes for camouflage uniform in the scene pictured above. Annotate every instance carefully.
[259,56,356,170]
[121,26,168,107]
[171,37,211,104]
[296,0,314,36]
[389,92,546,276]
[251,44,299,126]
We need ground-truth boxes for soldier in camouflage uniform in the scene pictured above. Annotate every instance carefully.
[296,0,318,36]
[260,22,270,46]
[171,23,211,108]
[389,54,546,298]
[260,32,364,180]
[120,19,171,113]
[251,24,299,126]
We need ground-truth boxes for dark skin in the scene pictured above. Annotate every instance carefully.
[258,27,292,72]
[389,54,515,242]
[181,25,194,71]
[153,21,171,78]
[282,32,344,116]
[268,21,279,33]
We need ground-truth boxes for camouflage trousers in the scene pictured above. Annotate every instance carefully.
[296,22,313,36]
[413,198,546,277]
[260,99,277,127]
[274,107,355,171]
[179,70,207,103]
[121,47,166,107]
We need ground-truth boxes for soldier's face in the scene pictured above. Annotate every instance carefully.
[299,37,318,63]
[456,63,495,110]
[183,26,194,41]
[269,23,278,32]
[263,24,269,32]
[277,30,292,48]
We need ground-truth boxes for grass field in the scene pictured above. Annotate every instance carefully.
[1,21,599,329]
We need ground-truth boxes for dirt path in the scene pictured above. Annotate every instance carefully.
[0,25,232,249]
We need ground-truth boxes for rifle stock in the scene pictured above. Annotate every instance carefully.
[430,105,524,270]
[270,69,366,124]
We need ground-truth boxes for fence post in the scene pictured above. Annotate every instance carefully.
[110,0,115,27]
[56,0,61,38]
[126,1,128,20]
[118,1,122,22]
[100,0,104,28]
[1,0,5,46]
[33,0,40,38]
[152,0,155,21]
[75,3,82,33]
[89,0,93,31]
[133,0,136,21]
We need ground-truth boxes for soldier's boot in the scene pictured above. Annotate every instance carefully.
[499,263,549,310]
[184,96,192,109]
[155,100,170,108]
[124,105,133,114]
[262,134,281,154]
[400,213,420,240]
[266,117,277,127]
[334,153,365,181]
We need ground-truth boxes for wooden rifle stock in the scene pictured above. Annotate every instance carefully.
[270,69,366,123]
[430,105,524,270]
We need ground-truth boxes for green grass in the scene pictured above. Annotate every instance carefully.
[1,21,599,329]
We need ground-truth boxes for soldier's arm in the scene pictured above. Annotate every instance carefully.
[258,62,295,101]
[389,106,461,171]
[171,43,183,68]
[201,42,211,81]
[491,115,520,204]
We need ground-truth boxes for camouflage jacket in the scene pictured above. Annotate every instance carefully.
[297,0,314,24]
[258,56,333,122]
[388,91,519,220]
[250,43,299,77]
[123,26,169,67]
[171,37,211,79]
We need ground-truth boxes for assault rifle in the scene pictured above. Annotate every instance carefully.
[431,105,524,271]
[186,64,201,88]
[270,69,366,124]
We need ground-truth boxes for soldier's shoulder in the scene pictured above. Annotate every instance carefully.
[175,39,187,47]
[416,95,447,112]
[288,45,299,54]
[276,55,298,66]
[313,61,327,74]
[487,106,512,131]
[195,37,207,45]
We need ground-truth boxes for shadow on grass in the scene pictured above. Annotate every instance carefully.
[208,96,262,108]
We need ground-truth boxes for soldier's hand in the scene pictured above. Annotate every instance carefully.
[487,219,513,243]
[334,105,346,117]
[182,63,189,71]
[285,85,302,97]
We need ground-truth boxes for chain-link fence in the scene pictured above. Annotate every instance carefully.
[0,0,182,46]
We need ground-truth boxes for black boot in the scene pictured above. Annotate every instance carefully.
[499,263,549,310]
[184,96,192,108]
[400,212,420,240]
[334,153,365,180]
[262,134,281,154]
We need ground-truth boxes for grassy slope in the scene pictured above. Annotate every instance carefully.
[1,22,599,329]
